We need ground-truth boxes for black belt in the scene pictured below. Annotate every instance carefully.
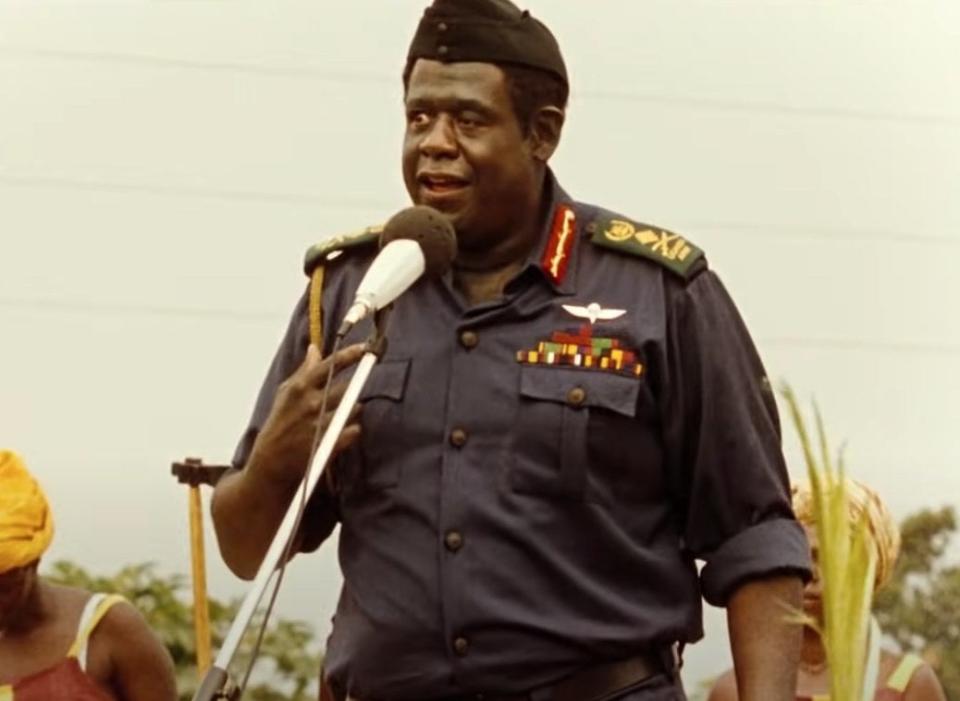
[342,645,680,701]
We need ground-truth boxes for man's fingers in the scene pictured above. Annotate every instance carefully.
[329,343,367,371]
[334,423,362,453]
[327,401,362,426]
[347,402,362,422]
[311,388,362,432]
[316,378,353,410]
[304,343,322,366]
[305,343,365,386]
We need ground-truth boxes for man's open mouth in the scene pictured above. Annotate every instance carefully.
[418,173,470,194]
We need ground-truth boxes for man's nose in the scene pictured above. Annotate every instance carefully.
[420,115,458,159]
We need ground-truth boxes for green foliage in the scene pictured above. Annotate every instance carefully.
[46,560,321,701]
[874,506,960,698]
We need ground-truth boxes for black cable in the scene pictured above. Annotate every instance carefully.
[236,334,344,697]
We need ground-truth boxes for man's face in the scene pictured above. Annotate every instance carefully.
[403,59,541,253]
[0,562,38,631]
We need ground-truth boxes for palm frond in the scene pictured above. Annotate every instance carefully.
[781,383,877,701]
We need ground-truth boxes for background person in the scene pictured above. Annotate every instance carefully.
[708,480,947,701]
[0,450,177,701]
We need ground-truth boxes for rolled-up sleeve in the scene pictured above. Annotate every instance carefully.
[660,269,811,606]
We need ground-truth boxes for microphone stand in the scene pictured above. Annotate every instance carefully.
[192,312,390,701]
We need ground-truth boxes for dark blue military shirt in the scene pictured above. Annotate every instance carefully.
[233,173,811,700]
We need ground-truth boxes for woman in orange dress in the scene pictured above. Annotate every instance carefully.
[0,451,176,701]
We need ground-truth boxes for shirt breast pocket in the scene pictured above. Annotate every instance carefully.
[509,365,641,503]
[354,357,411,492]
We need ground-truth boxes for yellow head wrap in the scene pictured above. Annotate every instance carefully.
[0,451,55,574]
[792,478,901,590]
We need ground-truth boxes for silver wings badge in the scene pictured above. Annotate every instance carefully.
[562,302,627,325]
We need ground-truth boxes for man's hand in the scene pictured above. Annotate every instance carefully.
[727,575,803,701]
[212,343,365,579]
[251,343,366,487]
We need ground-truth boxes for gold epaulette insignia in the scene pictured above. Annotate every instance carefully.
[589,216,704,279]
[303,224,383,275]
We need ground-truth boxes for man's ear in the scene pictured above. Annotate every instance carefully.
[529,106,565,162]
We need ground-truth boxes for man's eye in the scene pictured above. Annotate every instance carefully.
[407,112,430,128]
[458,114,482,128]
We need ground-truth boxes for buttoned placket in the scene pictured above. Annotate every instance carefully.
[432,182,581,682]
[437,295,502,673]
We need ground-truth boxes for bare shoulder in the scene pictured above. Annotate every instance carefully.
[876,648,901,682]
[902,660,948,701]
[94,598,171,662]
[43,583,92,639]
[707,668,739,701]
[91,599,177,700]
[86,599,157,672]
[96,599,152,637]
[47,582,92,613]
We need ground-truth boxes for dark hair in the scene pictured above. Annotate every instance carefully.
[402,59,569,133]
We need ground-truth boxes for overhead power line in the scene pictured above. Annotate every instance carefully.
[1,46,958,127]
[0,173,395,210]
[0,296,283,324]
[689,221,959,247]
[762,336,960,357]
[2,296,959,357]
[1,172,956,248]
[582,89,960,128]
[0,47,396,84]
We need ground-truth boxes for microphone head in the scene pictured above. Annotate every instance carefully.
[380,206,457,278]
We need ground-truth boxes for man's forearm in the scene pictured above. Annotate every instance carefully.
[727,574,803,701]
[211,456,302,580]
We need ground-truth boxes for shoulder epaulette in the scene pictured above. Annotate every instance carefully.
[588,215,704,279]
[303,224,383,275]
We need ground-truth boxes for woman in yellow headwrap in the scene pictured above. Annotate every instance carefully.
[707,479,946,701]
[0,451,177,701]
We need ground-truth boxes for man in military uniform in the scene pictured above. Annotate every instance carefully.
[212,1,812,699]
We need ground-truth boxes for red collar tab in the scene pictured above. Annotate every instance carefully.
[540,204,577,286]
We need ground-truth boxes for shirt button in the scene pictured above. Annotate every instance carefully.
[437,21,448,32]
[459,330,478,349]
[567,386,587,407]
[449,428,468,448]
[453,636,469,656]
[438,45,449,56]
[444,530,464,552]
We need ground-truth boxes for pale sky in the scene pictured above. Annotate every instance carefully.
[1,0,958,690]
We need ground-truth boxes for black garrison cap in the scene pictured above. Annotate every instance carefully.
[406,0,567,86]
